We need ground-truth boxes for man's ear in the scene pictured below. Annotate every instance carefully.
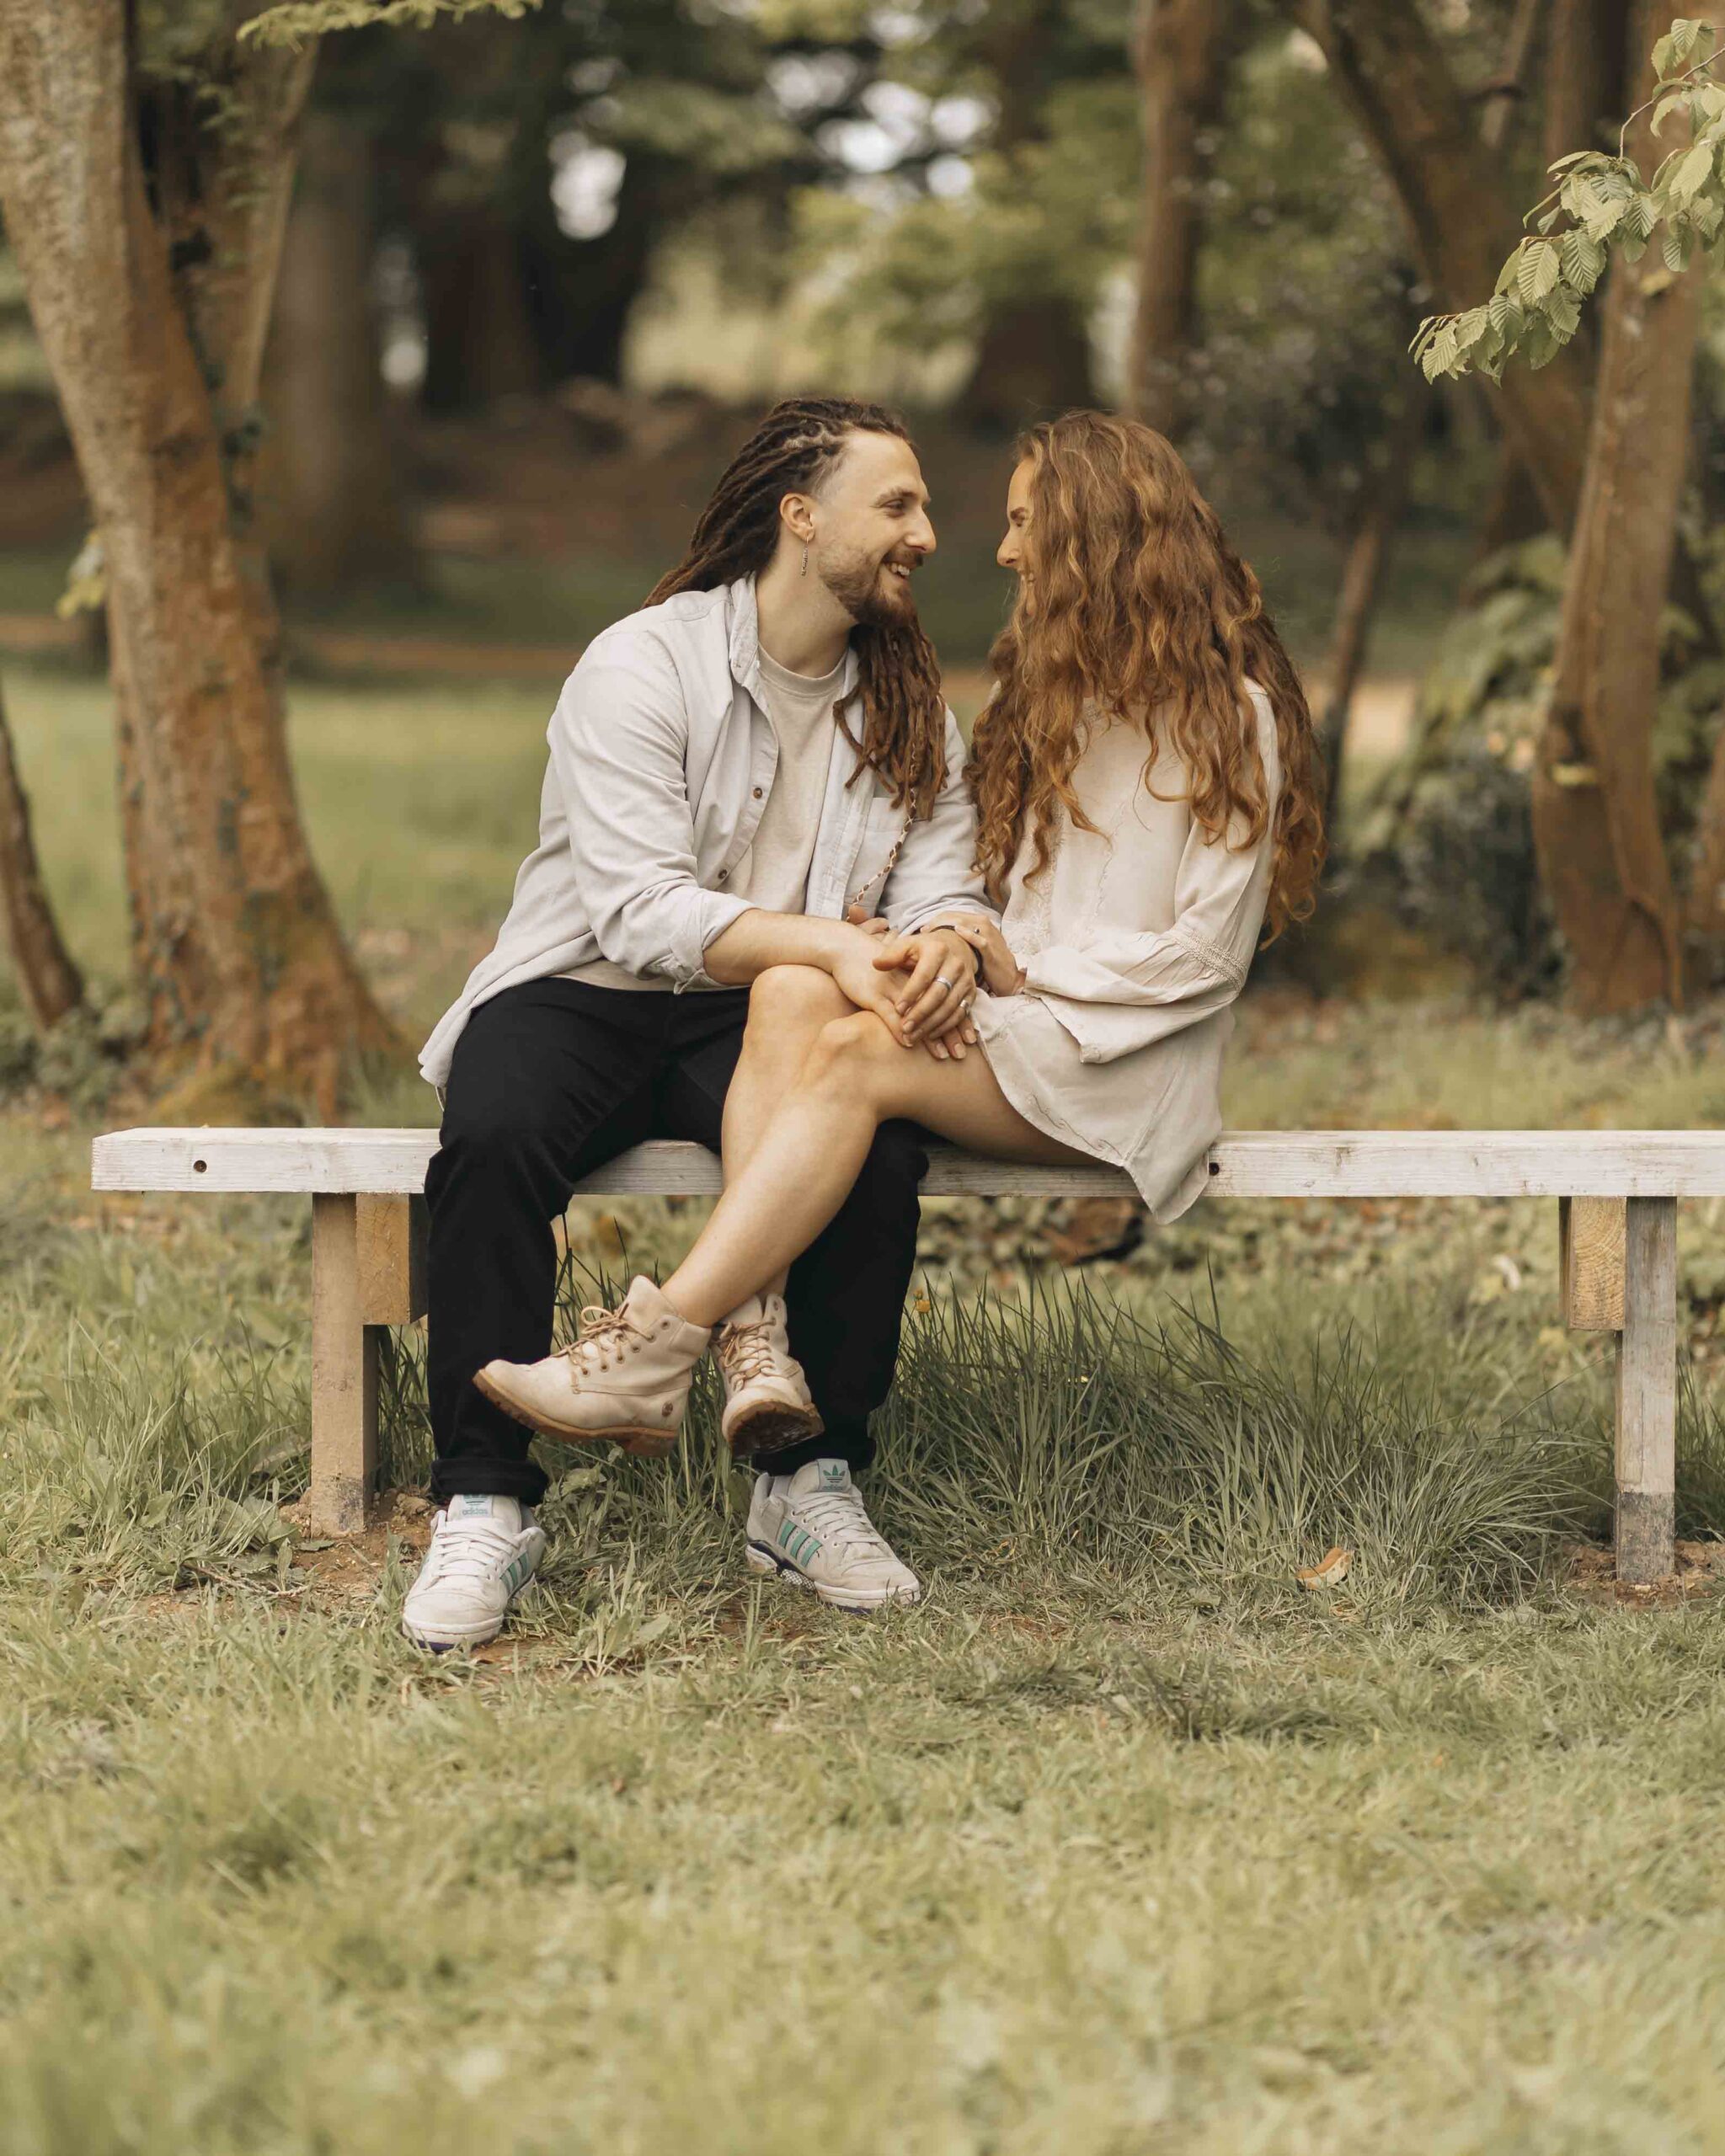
[779,489,818,547]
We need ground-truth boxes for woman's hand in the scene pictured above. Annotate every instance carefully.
[845,908,980,1059]
[950,919,1025,998]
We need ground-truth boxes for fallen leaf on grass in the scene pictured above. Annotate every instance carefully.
[1297,1546,1353,1590]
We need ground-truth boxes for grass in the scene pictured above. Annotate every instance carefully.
[5,667,1725,2148]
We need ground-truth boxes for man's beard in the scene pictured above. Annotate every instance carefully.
[817,546,919,629]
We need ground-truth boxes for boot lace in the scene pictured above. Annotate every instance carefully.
[718,1317,778,1387]
[563,1303,641,1374]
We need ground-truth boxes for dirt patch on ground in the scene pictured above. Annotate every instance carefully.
[1566,1538,1725,1607]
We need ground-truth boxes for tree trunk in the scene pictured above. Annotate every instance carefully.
[419,206,542,414]
[1478,0,1548,151]
[1283,0,1592,533]
[0,675,84,1031]
[958,299,1097,435]
[1530,0,1705,1015]
[957,0,1098,433]
[1128,0,1229,436]
[0,0,401,1112]
[1319,390,1423,841]
[263,109,417,600]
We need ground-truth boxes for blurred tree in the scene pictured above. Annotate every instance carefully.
[1410,5,1725,1011]
[1528,0,1699,1009]
[0,675,83,1033]
[0,0,404,1113]
[367,0,835,409]
[263,101,419,599]
[1128,0,1234,435]
[1274,0,1593,532]
[788,0,1135,433]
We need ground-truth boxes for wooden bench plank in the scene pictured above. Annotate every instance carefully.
[90,1126,1725,1198]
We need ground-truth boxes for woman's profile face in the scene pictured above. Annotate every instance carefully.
[996,458,1035,579]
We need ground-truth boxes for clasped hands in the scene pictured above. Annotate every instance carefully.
[836,907,1024,1063]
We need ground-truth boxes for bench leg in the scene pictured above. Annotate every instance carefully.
[309,1193,378,1536]
[1615,1195,1677,1584]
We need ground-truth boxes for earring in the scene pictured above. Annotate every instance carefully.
[800,544,809,577]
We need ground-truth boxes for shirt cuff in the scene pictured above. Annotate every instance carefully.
[676,891,758,989]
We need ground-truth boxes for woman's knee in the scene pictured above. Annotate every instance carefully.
[746,963,850,1033]
[799,1011,897,1096]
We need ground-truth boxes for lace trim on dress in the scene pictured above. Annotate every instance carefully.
[1011,808,1063,959]
[1157,924,1248,990]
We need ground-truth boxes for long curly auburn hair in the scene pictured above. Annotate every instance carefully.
[968,412,1324,939]
[646,398,948,818]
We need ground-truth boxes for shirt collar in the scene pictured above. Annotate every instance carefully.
[726,575,860,708]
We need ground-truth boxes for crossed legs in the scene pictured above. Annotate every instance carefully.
[664,965,1087,1327]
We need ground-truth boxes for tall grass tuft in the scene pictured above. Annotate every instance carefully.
[870,1277,1601,1608]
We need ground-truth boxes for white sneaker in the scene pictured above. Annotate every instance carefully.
[715,1291,824,1458]
[401,1493,547,1650]
[473,1276,710,1455]
[745,1460,921,1613]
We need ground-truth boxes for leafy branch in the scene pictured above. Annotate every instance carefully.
[239,0,540,50]
[1412,15,1722,382]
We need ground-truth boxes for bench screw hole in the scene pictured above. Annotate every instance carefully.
[193,1159,208,1174]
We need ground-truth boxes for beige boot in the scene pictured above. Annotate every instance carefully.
[473,1277,710,1456]
[714,1291,823,1458]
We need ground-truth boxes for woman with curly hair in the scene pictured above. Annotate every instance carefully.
[477,411,1324,1605]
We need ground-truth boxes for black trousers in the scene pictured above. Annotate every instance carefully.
[424,978,928,1505]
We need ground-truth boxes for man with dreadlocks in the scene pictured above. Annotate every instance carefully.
[405,398,995,1646]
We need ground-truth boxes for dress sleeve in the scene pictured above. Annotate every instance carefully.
[1018,696,1279,1065]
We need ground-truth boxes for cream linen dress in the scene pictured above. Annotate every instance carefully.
[970,685,1279,1223]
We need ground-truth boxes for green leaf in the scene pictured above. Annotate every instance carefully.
[1653,31,1680,78]
[1518,240,1561,303]
[1652,88,1693,135]
[1626,189,1662,237]
[1424,320,1461,377]
[1541,286,1582,339]
[1662,218,1696,270]
[1669,138,1715,203]
[1559,227,1605,291]
[1522,315,1559,370]
[1451,306,1491,354]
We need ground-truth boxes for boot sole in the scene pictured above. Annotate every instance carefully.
[472,1368,677,1458]
[724,1401,825,1460]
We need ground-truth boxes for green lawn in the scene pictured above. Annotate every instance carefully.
[3,668,1725,2153]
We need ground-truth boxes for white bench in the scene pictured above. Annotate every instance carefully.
[91,1127,1725,1582]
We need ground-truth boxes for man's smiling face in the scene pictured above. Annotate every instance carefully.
[801,430,937,628]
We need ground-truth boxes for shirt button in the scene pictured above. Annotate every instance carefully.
[752,787,763,799]
[717,869,729,883]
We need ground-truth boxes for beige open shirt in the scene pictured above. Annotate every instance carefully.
[419,576,995,1093]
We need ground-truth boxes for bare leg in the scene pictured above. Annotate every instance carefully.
[718,966,857,1300]
[722,966,855,1174]
[663,1009,1088,1327]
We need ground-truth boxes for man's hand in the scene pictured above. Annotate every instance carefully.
[879,925,980,1047]
[829,923,917,1043]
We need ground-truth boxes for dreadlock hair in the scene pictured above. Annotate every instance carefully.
[644,397,948,819]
